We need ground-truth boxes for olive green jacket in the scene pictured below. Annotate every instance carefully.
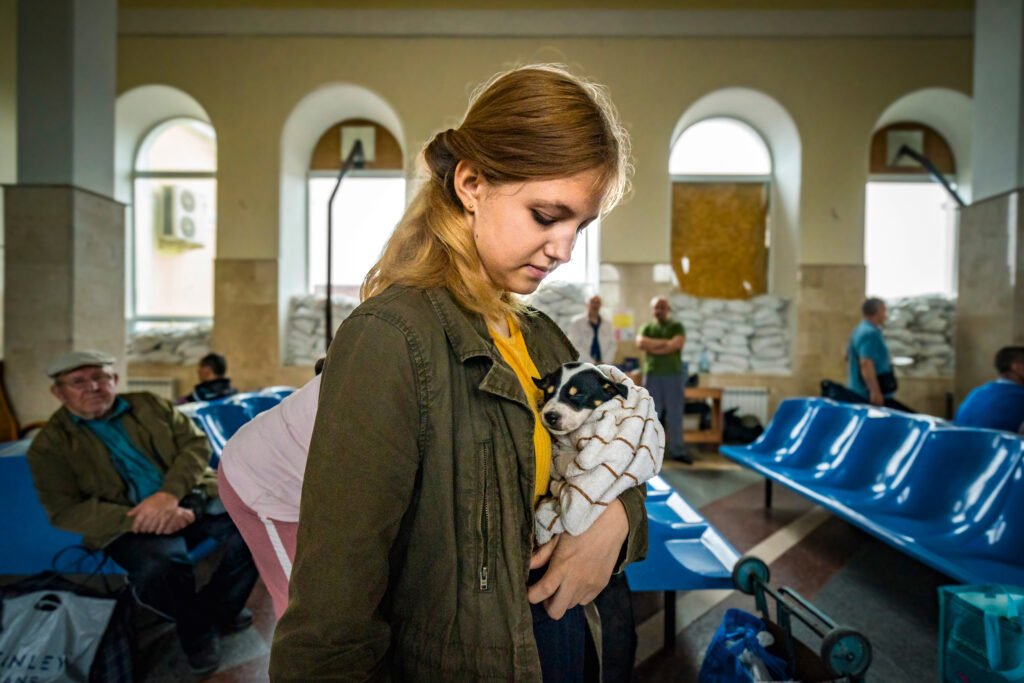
[27,392,217,549]
[270,286,648,682]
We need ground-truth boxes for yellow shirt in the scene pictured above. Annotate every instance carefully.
[489,317,551,504]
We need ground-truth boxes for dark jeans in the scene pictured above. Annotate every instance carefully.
[530,568,598,683]
[594,572,636,683]
[646,373,685,457]
[106,510,258,654]
[820,379,915,413]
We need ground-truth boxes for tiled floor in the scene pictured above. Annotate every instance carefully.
[141,447,947,682]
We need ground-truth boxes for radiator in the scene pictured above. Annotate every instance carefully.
[721,387,770,424]
[126,377,178,402]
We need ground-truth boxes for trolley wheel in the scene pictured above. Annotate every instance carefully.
[821,626,872,677]
[732,555,770,595]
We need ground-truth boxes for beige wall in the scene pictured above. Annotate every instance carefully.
[117,35,972,265]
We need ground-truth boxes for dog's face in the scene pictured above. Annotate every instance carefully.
[533,362,629,435]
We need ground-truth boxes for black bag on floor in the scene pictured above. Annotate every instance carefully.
[723,408,764,445]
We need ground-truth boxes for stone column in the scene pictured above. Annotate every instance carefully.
[4,0,124,423]
[955,0,1024,402]
[956,192,1024,400]
[793,264,866,398]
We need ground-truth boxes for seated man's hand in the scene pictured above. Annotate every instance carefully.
[127,491,181,534]
[155,507,195,535]
[527,498,629,619]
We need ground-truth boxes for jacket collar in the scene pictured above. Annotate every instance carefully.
[425,287,493,363]
[424,287,568,379]
[425,288,573,411]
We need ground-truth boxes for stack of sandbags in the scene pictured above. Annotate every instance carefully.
[284,294,360,365]
[883,295,955,377]
[527,281,587,336]
[667,293,791,375]
[127,324,212,365]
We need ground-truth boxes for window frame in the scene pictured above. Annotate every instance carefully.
[129,117,217,330]
[863,175,960,299]
[670,116,774,178]
[304,167,407,296]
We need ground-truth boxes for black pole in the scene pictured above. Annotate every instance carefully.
[894,144,967,208]
[325,140,366,351]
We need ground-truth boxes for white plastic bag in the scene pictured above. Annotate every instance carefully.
[0,590,116,682]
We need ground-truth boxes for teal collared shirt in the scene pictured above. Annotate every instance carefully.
[72,397,165,504]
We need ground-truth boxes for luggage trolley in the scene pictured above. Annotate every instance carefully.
[732,555,873,682]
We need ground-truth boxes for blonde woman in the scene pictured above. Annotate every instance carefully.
[270,64,646,683]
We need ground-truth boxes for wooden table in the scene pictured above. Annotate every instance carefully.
[683,386,724,445]
[625,371,724,446]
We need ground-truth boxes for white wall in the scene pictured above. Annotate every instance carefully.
[972,0,1024,201]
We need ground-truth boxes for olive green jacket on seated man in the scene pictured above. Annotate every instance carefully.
[270,286,648,683]
[27,392,217,549]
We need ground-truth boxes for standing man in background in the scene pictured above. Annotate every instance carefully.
[847,297,912,411]
[638,296,691,463]
[568,295,617,365]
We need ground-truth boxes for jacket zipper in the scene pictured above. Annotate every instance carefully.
[479,441,492,592]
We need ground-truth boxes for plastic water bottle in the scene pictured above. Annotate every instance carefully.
[698,348,711,374]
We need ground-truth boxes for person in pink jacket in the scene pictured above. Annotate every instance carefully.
[218,373,320,618]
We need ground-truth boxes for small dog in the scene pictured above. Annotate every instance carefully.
[533,362,630,435]
[532,361,663,544]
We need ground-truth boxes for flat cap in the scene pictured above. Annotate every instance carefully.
[46,350,116,378]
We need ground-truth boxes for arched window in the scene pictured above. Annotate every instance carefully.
[131,118,217,322]
[670,118,772,177]
[865,122,959,298]
[669,117,772,299]
[307,120,405,299]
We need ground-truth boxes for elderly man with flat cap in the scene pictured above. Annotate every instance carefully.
[27,350,258,678]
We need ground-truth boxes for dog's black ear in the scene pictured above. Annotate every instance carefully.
[603,381,629,400]
[533,376,546,390]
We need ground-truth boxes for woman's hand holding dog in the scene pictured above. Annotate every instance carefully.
[527,498,629,619]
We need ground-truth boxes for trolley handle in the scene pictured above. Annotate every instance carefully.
[778,586,837,631]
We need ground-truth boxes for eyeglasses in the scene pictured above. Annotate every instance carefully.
[58,372,116,390]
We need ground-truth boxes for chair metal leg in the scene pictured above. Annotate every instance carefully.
[765,479,773,509]
[663,590,676,651]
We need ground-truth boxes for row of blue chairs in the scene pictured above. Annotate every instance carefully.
[180,387,295,467]
[722,398,1024,586]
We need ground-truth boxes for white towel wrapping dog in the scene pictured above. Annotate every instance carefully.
[533,363,665,545]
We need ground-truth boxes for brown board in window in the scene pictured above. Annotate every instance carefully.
[671,182,768,300]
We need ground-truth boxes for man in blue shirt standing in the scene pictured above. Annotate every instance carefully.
[845,297,913,411]
[956,346,1024,432]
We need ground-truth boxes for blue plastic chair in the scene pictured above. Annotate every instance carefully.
[0,440,123,575]
[626,477,740,592]
[193,402,251,468]
[808,409,933,491]
[176,400,210,433]
[225,392,280,419]
[723,398,1024,585]
[928,458,1024,585]
[853,430,1024,539]
[259,385,296,400]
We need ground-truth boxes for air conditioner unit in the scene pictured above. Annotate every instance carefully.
[155,185,207,250]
